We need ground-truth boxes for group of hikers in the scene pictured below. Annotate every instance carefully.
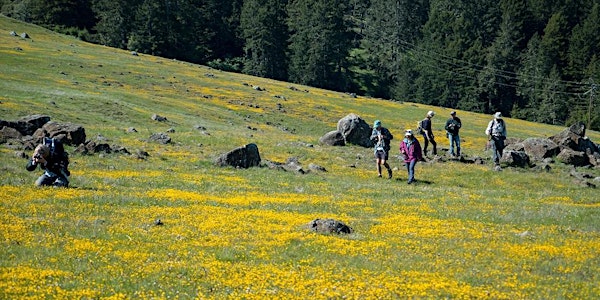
[25,111,507,188]
[371,111,507,183]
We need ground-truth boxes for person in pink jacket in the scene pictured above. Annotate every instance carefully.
[399,129,423,184]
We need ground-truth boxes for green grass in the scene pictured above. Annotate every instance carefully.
[1,15,600,299]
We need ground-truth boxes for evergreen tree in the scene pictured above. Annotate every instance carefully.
[567,3,600,81]
[477,0,531,115]
[287,0,353,91]
[240,0,288,80]
[92,0,140,49]
[361,0,428,99]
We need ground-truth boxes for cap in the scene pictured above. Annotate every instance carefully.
[450,111,456,115]
[405,129,413,136]
[427,111,435,117]
[374,120,382,127]
[494,112,502,119]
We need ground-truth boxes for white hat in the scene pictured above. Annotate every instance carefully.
[405,129,413,136]
[427,111,435,117]
[494,112,502,119]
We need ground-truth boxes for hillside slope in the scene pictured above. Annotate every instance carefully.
[1,15,599,299]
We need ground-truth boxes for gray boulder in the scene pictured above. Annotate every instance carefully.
[0,126,22,144]
[337,113,372,147]
[501,150,530,168]
[0,114,50,136]
[215,143,261,168]
[319,130,345,146]
[148,133,171,144]
[33,121,86,146]
[522,138,560,161]
[557,149,588,166]
[309,218,353,234]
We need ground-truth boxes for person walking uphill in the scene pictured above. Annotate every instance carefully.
[485,112,507,170]
[370,120,394,178]
[444,111,462,157]
[420,111,437,156]
[399,130,423,184]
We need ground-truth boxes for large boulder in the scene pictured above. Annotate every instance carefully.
[319,130,345,146]
[501,150,530,168]
[0,114,50,136]
[522,138,560,161]
[336,113,372,147]
[550,123,589,152]
[215,143,261,168]
[557,148,588,167]
[0,126,23,144]
[33,121,86,146]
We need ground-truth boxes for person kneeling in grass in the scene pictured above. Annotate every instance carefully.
[399,129,422,184]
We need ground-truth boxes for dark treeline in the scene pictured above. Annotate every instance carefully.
[2,0,599,129]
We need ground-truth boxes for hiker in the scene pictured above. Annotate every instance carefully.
[399,129,423,184]
[26,141,70,187]
[370,120,393,178]
[420,111,437,156]
[485,112,507,170]
[444,111,462,157]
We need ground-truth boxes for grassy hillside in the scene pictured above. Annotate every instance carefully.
[1,15,599,299]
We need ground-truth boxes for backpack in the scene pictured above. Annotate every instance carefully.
[416,119,424,135]
[43,137,70,176]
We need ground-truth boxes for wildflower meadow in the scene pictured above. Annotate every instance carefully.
[1,16,599,299]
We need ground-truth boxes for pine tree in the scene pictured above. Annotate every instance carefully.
[287,0,353,91]
[361,0,428,99]
[240,0,288,80]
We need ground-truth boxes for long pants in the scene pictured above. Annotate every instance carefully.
[490,136,505,165]
[448,133,460,156]
[422,134,436,155]
[406,160,417,183]
[35,173,69,187]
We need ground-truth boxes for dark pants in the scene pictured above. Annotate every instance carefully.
[491,136,505,165]
[422,134,437,156]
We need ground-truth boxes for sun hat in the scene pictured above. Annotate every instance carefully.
[494,112,502,119]
[427,111,435,117]
[374,120,382,127]
[405,129,413,136]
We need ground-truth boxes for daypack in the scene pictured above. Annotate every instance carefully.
[416,119,425,135]
[43,137,70,176]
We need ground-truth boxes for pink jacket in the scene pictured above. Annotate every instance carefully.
[399,138,423,162]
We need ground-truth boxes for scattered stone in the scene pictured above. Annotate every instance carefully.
[215,143,261,168]
[309,218,353,234]
[151,114,168,122]
[136,150,150,159]
[308,163,327,172]
[148,133,171,144]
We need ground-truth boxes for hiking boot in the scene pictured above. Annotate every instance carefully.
[387,168,392,179]
[378,174,382,178]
